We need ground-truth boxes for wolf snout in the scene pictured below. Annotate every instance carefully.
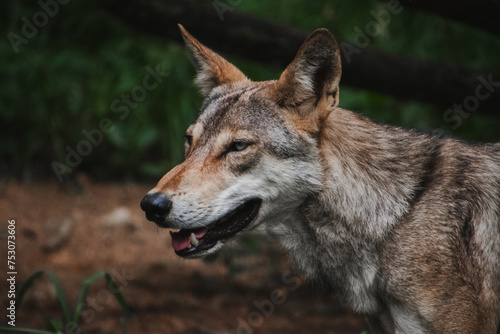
[140,192,172,224]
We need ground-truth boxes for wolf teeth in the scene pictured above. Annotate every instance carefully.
[190,232,199,246]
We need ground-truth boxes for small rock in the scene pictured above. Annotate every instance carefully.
[101,207,134,228]
[43,218,75,253]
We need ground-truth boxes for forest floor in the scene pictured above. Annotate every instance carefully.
[0,176,367,333]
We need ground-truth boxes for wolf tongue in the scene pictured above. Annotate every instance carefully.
[170,227,208,251]
[170,230,191,251]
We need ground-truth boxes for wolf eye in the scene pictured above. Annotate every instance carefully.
[183,134,193,159]
[184,134,193,146]
[228,141,250,152]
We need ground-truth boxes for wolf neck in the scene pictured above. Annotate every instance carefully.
[272,107,437,312]
[315,107,434,239]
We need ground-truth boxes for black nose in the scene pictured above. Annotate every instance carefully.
[140,192,172,223]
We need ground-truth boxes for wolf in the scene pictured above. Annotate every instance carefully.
[140,25,500,333]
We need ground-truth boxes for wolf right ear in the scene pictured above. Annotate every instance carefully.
[274,29,342,122]
[178,24,248,97]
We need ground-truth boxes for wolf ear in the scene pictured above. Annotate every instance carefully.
[178,24,248,97]
[274,29,341,121]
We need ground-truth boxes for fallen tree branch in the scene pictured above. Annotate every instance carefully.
[98,0,500,116]
[381,0,500,37]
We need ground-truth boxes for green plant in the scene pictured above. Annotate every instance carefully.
[0,270,132,334]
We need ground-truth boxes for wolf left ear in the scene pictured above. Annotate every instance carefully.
[274,29,341,122]
[178,24,248,97]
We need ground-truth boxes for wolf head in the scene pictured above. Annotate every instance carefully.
[140,25,341,258]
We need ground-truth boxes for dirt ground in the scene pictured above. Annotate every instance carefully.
[0,176,368,333]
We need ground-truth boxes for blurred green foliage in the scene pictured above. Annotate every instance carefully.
[1,0,499,182]
[1,0,202,181]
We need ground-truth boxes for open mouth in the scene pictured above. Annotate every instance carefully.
[170,199,262,258]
